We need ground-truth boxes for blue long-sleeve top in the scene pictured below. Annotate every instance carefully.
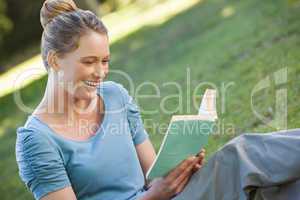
[15,81,149,200]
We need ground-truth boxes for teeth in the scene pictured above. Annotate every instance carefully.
[83,80,100,87]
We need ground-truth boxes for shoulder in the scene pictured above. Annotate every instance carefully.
[98,81,129,96]
[16,117,51,144]
[98,81,131,107]
[17,124,47,148]
[16,120,58,161]
[16,121,70,200]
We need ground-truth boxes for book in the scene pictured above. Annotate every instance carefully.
[146,89,218,180]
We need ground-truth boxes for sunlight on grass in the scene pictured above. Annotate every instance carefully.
[104,0,203,43]
[0,55,46,98]
[0,118,14,137]
[221,5,235,18]
[0,126,4,137]
[0,0,202,98]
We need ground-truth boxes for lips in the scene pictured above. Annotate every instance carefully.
[83,80,101,87]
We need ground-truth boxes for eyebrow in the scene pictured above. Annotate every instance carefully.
[80,55,110,60]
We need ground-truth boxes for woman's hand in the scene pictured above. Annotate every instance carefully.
[141,149,205,200]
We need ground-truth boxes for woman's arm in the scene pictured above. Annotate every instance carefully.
[138,151,205,200]
[40,186,77,200]
[16,127,75,200]
[135,139,157,178]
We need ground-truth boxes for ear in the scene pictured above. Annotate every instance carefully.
[47,50,60,71]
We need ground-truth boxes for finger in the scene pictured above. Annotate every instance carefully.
[166,157,195,181]
[197,152,205,159]
[192,154,205,171]
[174,170,193,195]
[198,152,205,164]
[173,161,195,187]
[193,153,204,165]
[195,153,203,157]
[192,163,202,173]
[195,148,205,157]
[175,176,189,195]
[199,157,206,165]
[172,157,198,186]
[165,156,197,181]
[199,148,205,154]
[195,150,205,166]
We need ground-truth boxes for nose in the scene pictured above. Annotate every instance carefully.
[93,63,108,80]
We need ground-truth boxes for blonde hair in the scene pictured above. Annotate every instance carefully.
[40,0,108,70]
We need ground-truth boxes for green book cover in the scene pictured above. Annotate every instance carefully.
[146,89,217,180]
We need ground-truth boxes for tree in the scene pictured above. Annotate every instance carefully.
[76,0,101,16]
[0,0,12,46]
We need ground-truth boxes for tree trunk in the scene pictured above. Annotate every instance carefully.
[76,0,101,16]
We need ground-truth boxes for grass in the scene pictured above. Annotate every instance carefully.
[0,0,201,98]
[1,0,300,199]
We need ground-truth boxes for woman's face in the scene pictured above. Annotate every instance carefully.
[55,31,110,101]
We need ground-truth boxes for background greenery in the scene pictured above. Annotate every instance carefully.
[0,0,300,199]
[0,0,149,73]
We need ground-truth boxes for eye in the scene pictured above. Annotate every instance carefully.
[82,61,94,65]
[102,59,110,64]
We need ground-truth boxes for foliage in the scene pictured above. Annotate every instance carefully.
[0,0,12,46]
[0,0,300,199]
[0,0,145,71]
[0,0,44,69]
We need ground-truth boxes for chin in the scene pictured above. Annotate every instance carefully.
[70,86,97,101]
[80,90,97,100]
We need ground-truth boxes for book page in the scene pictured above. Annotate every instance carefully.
[146,89,217,180]
[146,119,215,179]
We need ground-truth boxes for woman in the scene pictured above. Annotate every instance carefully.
[15,0,205,199]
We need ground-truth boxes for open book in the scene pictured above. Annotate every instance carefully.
[146,89,218,180]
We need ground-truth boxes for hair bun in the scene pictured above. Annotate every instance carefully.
[40,0,78,29]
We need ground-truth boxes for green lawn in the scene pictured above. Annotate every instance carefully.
[1,0,300,199]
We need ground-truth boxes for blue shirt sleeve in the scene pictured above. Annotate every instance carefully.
[15,127,71,200]
[114,82,149,145]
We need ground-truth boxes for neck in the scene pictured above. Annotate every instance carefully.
[35,75,98,119]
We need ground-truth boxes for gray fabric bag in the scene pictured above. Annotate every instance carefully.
[174,129,300,200]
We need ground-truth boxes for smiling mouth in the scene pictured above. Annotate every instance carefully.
[83,80,101,88]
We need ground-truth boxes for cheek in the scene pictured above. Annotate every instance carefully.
[57,60,77,80]
[78,63,95,75]
[65,63,90,82]
[104,65,109,74]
